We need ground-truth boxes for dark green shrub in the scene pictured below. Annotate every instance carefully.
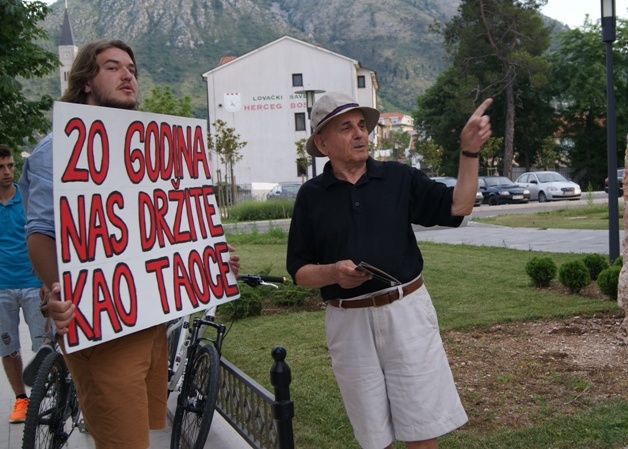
[525,256,557,287]
[612,256,623,268]
[558,260,590,294]
[597,266,621,301]
[229,199,294,221]
[217,288,263,320]
[581,254,609,280]
[270,282,312,307]
[216,275,318,319]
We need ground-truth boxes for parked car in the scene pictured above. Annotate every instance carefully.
[266,183,301,200]
[478,176,530,206]
[431,176,483,207]
[604,168,624,196]
[514,171,581,202]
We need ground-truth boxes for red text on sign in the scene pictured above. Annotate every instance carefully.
[59,192,128,263]
[138,185,223,251]
[61,118,110,185]
[145,242,238,314]
[64,263,138,347]
[124,121,210,184]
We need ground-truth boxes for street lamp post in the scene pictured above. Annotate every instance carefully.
[296,89,325,177]
[601,0,620,263]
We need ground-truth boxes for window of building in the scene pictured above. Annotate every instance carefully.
[357,75,366,88]
[295,113,306,131]
[292,73,303,87]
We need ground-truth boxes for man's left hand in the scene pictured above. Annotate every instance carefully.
[460,98,493,154]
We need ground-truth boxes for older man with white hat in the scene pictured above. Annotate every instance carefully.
[287,91,492,449]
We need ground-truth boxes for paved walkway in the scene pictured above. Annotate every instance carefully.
[1,323,250,449]
[415,220,625,254]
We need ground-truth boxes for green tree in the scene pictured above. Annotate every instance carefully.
[380,129,411,162]
[537,136,559,170]
[141,85,193,117]
[415,139,444,175]
[414,67,470,175]
[510,78,559,170]
[549,18,628,189]
[481,136,504,175]
[0,0,59,151]
[209,119,246,212]
[425,0,551,178]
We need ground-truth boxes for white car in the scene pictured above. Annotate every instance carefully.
[514,171,581,202]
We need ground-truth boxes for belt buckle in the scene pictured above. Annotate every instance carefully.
[371,293,386,307]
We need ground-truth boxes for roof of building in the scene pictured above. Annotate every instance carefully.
[203,35,366,77]
[219,56,237,66]
[60,8,75,46]
[380,112,406,120]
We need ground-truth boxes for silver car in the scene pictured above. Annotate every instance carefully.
[514,171,581,202]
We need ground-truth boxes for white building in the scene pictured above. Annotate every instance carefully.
[202,36,378,189]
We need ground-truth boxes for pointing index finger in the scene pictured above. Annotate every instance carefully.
[474,98,493,117]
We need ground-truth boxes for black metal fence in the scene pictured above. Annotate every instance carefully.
[216,346,294,449]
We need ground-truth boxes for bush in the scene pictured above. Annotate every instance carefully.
[597,265,621,301]
[270,282,312,307]
[558,260,590,294]
[581,254,609,280]
[525,256,557,287]
[216,275,318,320]
[612,256,623,267]
[229,199,294,221]
[217,288,263,320]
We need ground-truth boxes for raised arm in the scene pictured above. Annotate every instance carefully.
[452,98,493,216]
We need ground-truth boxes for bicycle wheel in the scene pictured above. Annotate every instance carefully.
[170,344,220,449]
[22,351,67,449]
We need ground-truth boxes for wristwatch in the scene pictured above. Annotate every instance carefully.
[461,150,480,158]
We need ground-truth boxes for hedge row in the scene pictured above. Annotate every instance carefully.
[526,254,623,300]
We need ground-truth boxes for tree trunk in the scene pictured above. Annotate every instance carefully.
[617,138,628,344]
[502,74,515,179]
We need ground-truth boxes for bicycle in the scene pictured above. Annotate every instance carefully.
[168,274,285,449]
[21,335,86,449]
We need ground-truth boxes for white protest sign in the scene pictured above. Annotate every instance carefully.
[52,102,239,353]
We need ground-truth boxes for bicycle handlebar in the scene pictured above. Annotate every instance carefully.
[238,274,286,288]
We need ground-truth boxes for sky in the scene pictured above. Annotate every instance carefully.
[40,0,628,30]
[541,0,628,28]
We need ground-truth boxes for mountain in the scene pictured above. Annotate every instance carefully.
[26,0,461,117]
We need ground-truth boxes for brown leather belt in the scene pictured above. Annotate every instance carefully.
[327,276,423,309]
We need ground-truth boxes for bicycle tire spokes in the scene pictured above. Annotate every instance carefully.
[171,345,220,449]
[22,351,68,449]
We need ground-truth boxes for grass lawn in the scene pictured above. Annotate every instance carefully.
[473,203,624,230]
[220,223,627,449]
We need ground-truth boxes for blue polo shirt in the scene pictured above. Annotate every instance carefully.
[0,184,41,289]
[287,158,464,300]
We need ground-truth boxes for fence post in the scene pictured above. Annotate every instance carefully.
[270,345,294,449]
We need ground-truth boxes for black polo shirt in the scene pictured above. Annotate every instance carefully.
[287,157,464,300]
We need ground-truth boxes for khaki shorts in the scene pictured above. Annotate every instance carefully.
[325,281,468,449]
[61,325,168,449]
